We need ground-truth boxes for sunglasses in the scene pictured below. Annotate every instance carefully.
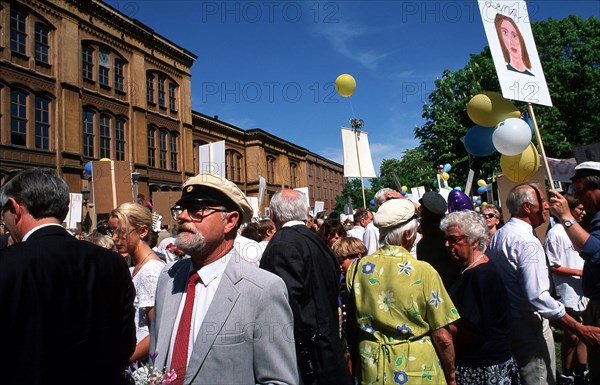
[483,213,496,219]
[446,235,466,245]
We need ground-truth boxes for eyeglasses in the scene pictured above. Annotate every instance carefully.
[328,232,343,238]
[171,204,229,222]
[446,235,466,245]
[483,213,496,219]
[109,227,138,238]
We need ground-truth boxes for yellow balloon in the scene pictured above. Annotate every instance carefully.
[335,74,356,98]
[482,202,488,207]
[401,186,408,192]
[467,91,520,127]
[99,158,111,162]
[477,179,487,188]
[441,172,450,181]
[500,143,540,183]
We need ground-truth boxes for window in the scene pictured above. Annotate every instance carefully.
[266,156,276,184]
[35,96,50,149]
[99,114,111,159]
[10,89,27,146]
[169,84,176,110]
[115,118,125,161]
[147,126,156,167]
[114,59,124,92]
[99,48,110,87]
[146,73,154,103]
[157,75,165,107]
[290,163,297,188]
[159,130,167,169]
[34,23,49,63]
[170,132,178,170]
[83,110,94,157]
[10,8,26,55]
[82,45,94,81]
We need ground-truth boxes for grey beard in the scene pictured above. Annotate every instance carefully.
[175,228,206,256]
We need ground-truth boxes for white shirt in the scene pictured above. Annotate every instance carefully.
[22,223,65,241]
[166,251,233,369]
[545,223,587,311]
[363,222,380,255]
[131,259,165,343]
[347,225,365,240]
[233,234,263,265]
[488,217,565,320]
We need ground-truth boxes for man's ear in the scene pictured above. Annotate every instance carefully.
[224,211,240,234]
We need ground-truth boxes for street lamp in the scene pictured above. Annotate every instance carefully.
[132,172,141,203]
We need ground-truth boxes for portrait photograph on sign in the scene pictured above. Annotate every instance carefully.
[478,0,553,106]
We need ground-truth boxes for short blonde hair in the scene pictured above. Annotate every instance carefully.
[332,237,367,264]
[85,231,115,250]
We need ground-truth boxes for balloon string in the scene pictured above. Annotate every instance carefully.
[348,98,358,119]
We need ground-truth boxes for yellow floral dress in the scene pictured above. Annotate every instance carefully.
[346,245,460,385]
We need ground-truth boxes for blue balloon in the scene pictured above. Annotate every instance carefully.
[84,161,93,176]
[448,190,474,213]
[477,186,487,195]
[369,199,375,206]
[443,163,452,173]
[400,190,407,196]
[464,125,496,157]
[522,112,534,134]
[476,199,482,206]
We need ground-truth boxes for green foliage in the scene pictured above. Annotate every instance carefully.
[414,15,600,188]
[334,179,375,212]
[377,149,437,191]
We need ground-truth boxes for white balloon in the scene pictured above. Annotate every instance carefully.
[492,118,532,156]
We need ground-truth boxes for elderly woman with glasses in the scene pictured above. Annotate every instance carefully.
[109,203,165,363]
[347,199,459,385]
[440,210,520,385]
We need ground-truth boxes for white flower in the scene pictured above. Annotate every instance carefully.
[361,345,377,367]
[377,290,395,312]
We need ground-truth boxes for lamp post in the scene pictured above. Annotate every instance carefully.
[80,187,91,233]
[131,172,141,203]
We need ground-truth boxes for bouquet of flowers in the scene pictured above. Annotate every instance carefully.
[350,118,364,130]
[126,352,177,385]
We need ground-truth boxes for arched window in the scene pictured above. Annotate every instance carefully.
[34,95,50,149]
[10,88,27,146]
[99,113,111,159]
[170,132,178,170]
[34,23,49,63]
[158,129,167,169]
[290,162,298,188]
[115,117,126,161]
[147,125,156,167]
[266,156,276,184]
[10,8,26,55]
[82,110,95,157]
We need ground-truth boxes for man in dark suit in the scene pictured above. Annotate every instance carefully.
[261,189,352,385]
[0,168,136,385]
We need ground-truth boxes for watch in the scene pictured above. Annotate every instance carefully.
[563,219,577,228]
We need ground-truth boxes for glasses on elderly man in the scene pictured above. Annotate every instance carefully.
[171,203,229,221]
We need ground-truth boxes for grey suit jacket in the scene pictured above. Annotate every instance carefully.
[150,249,299,385]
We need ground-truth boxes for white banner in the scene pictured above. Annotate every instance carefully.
[199,141,226,177]
[478,0,552,106]
[341,128,377,178]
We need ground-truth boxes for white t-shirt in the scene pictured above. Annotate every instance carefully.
[545,224,587,311]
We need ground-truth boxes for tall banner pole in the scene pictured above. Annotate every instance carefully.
[354,129,366,208]
[527,103,554,188]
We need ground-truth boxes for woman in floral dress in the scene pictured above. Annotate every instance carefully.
[347,199,459,385]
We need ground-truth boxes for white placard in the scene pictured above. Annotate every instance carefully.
[247,196,259,220]
[198,141,226,177]
[314,201,325,215]
[478,0,552,106]
[65,193,83,230]
[293,187,310,209]
[341,128,377,178]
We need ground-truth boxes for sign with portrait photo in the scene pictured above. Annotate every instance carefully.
[478,0,552,106]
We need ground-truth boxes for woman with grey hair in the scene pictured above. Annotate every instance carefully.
[347,198,459,385]
[440,211,520,385]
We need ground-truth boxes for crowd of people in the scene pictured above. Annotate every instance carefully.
[1,162,600,385]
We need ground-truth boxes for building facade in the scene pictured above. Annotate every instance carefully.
[0,0,345,219]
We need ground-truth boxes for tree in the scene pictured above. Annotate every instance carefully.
[334,179,374,213]
[378,149,437,191]
[415,16,600,188]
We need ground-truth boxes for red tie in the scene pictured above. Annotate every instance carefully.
[170,272,200,385]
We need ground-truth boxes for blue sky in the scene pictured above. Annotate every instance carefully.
[105,0,599,175]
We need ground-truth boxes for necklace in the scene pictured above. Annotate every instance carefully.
[461,254,485,274]
[132,250,154,277]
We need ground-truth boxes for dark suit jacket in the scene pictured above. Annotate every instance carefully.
[261,224,352,385]
[0,225,136,385]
